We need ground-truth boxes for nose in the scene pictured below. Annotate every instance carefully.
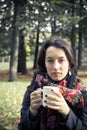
[53,61,60,70]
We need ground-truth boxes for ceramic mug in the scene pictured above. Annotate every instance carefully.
[42,86,59,107]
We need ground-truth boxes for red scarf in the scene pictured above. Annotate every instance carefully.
[35,73,85,107]
[35,72,85,129]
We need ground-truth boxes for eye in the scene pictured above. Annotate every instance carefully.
[47,59,53,63]
[58,59,64,63]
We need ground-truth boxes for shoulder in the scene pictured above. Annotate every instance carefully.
[81,90,87,106]
[71,73,86,91]
[74,75,87,107]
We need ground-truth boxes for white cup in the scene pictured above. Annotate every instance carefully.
[42,86,59,107]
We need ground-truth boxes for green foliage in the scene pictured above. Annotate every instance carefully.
[0,81,29,130]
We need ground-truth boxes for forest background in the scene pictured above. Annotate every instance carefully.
[0,0,87,130]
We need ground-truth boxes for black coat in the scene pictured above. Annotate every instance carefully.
[18,72,87,130]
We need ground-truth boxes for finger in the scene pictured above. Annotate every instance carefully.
[52,89,63,98]
[45,100,65,111]
[47,93,62,102]
[30,93,41,101]
[31,98,42,104]
[46,104,59,110]
[31,89,41,97]
[30,95,42,108]
[37,88,42,91]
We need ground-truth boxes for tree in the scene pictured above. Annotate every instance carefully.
[17,29,27,74]
[77,0,86,69]
[0,0,12,61]
[33,21,40,69]
[9,1,20,81]
[70,0,77,72]
[9,0,27,81]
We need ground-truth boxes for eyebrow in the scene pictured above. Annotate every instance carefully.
[46,56,65,59]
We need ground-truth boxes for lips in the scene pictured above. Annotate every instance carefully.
[52,72,61,76]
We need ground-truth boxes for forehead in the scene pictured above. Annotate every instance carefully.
[46,46,66,58]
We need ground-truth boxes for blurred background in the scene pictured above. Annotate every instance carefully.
[0,0,87,129]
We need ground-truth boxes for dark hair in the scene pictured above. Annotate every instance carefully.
[37,37,75,72]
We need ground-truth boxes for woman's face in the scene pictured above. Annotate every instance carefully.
[45,46,69,81]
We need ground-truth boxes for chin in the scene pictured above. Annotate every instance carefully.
[52,78,60,81]
[52,77,62,81]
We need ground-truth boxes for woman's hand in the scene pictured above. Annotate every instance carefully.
[45,90,70,116]
[30,88,42,115]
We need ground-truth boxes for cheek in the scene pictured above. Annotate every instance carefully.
[45,62,51,71]
[63,63,69,72]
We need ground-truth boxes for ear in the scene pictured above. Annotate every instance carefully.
[68,64,72,75]
[69,70,72,75]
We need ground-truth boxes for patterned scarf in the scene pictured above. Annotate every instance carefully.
[35,71,85,129]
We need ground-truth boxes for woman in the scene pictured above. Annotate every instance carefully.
[18,37,87,130]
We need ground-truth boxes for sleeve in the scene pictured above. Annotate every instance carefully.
[18,89,40,130]
[58,90,87,130]
[18,73,41,130]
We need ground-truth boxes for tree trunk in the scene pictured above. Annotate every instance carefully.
[9,2,19,81]
[70,0,77,72]
[17,29,27,74]
[51,17,56,35]
[33,22,40,69]
[71,25,76,55]
[78,27,82,69]
[78,0,83,69]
